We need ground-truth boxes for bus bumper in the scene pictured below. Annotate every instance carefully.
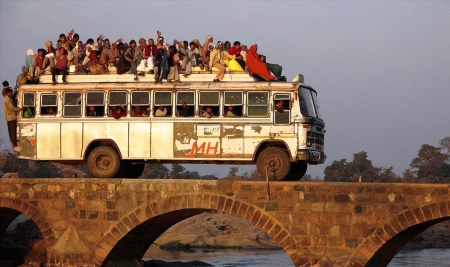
[297,149,326,164]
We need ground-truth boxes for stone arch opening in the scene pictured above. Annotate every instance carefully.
[365,217,449,267]
[97,194,299,267]
[0,198,53,266]
[348,201,450,267]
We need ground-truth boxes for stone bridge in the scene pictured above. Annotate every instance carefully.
[0,178,449,267]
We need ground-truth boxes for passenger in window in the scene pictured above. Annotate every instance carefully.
[47,107,56,115]
[200,106,214,118]
[51,47,69,85]
[275,100,285,113]
[133,106,142,117]
[226,106,238,117]
[141,109,148,116]
[155,105,168,117]
[178,101,190,117]
[87,106,98,116]
[112,106,126,119]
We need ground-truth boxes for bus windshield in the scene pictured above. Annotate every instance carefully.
[299,87,322,119]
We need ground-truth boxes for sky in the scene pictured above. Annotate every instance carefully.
[0,1,449,179]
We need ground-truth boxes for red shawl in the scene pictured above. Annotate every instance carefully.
[246,44,275,81]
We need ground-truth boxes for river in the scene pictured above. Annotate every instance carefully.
[144,247,450,266]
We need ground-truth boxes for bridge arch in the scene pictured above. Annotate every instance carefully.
[345,201,450,267]
[0,197,55,246]
[94,193,303,266]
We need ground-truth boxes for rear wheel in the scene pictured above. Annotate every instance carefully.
[256,147,290,181]
[87,146,121,178]
[283,162,308,181]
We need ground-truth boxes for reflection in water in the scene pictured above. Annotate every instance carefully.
[144,246,294,267]
[388,248,450,267]
[145,247,450,267]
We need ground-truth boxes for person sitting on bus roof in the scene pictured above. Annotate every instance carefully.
[228,41,246,71]
[145,38,158,74]
[275,100,285,113]
[240,45,248,62]
[137,38,153,76]
[226,106,237,117]
[56,33,67,50]
[199,35,213,70]
[200,106,214,118]
[51,47,69,85]
[246,44,276,81]
[25,49,35,81]
[63,43,74,66]
[82,38,98,72]
[125,39,143,81]
[155,105,168,117]
[87,106,99,116]
[117,46,131,75]
[99,38,122,67]
[210,41,235,82]
[223,41,231,52]
[153,48,166,84]
[167,44,180,83]
[43,40,56,72]
[32,49,45,83]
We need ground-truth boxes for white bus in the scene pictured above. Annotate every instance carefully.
[15,73,325,180]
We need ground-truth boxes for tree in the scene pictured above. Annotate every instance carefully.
[410,142,450,183]
[170,164,186,178]
[228,167,239,177]
[142,164,169,178]
[324,159,351,182]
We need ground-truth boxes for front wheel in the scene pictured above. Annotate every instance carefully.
[87,146,121,178]
[256,147,290,181]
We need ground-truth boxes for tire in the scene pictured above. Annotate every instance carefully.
[87,146,121,178]
[283,162,308,181]
[256,147,290,181]
[122,161,145,178]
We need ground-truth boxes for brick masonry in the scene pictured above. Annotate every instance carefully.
[0,178,449,267]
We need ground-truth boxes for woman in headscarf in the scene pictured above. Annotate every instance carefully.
[246,44,276,81]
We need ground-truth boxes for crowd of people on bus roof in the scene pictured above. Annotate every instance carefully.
[20,29,285,85]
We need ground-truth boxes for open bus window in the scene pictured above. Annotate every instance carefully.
[199,91,219,117]
[154,91,172,117]
[22,93,35,118]
[86,91,105,117]
[131,91,150,117]
[63,92,82,117]
[247,91,268,117]
[224,91,243,117]
[40,94,58,116]
[176,91,194,117]
[108,91,127,117]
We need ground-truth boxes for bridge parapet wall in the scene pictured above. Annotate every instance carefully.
[0,178,449,267]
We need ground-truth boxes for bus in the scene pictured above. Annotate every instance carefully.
[14,73,325,180]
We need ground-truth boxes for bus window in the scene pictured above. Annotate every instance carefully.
[131,91,150,117]
[247,91,268,117]
[63,92,82,117]
[86,91,105,116]
[40,94,58,115]
[176,91,194,117]
[224,91,243,117]
[154,91,172,116]
[108,91,128,117]
[273,94,290,124]
[199,91,219,117]
[299,88,317,118]
[22,93,35,118]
